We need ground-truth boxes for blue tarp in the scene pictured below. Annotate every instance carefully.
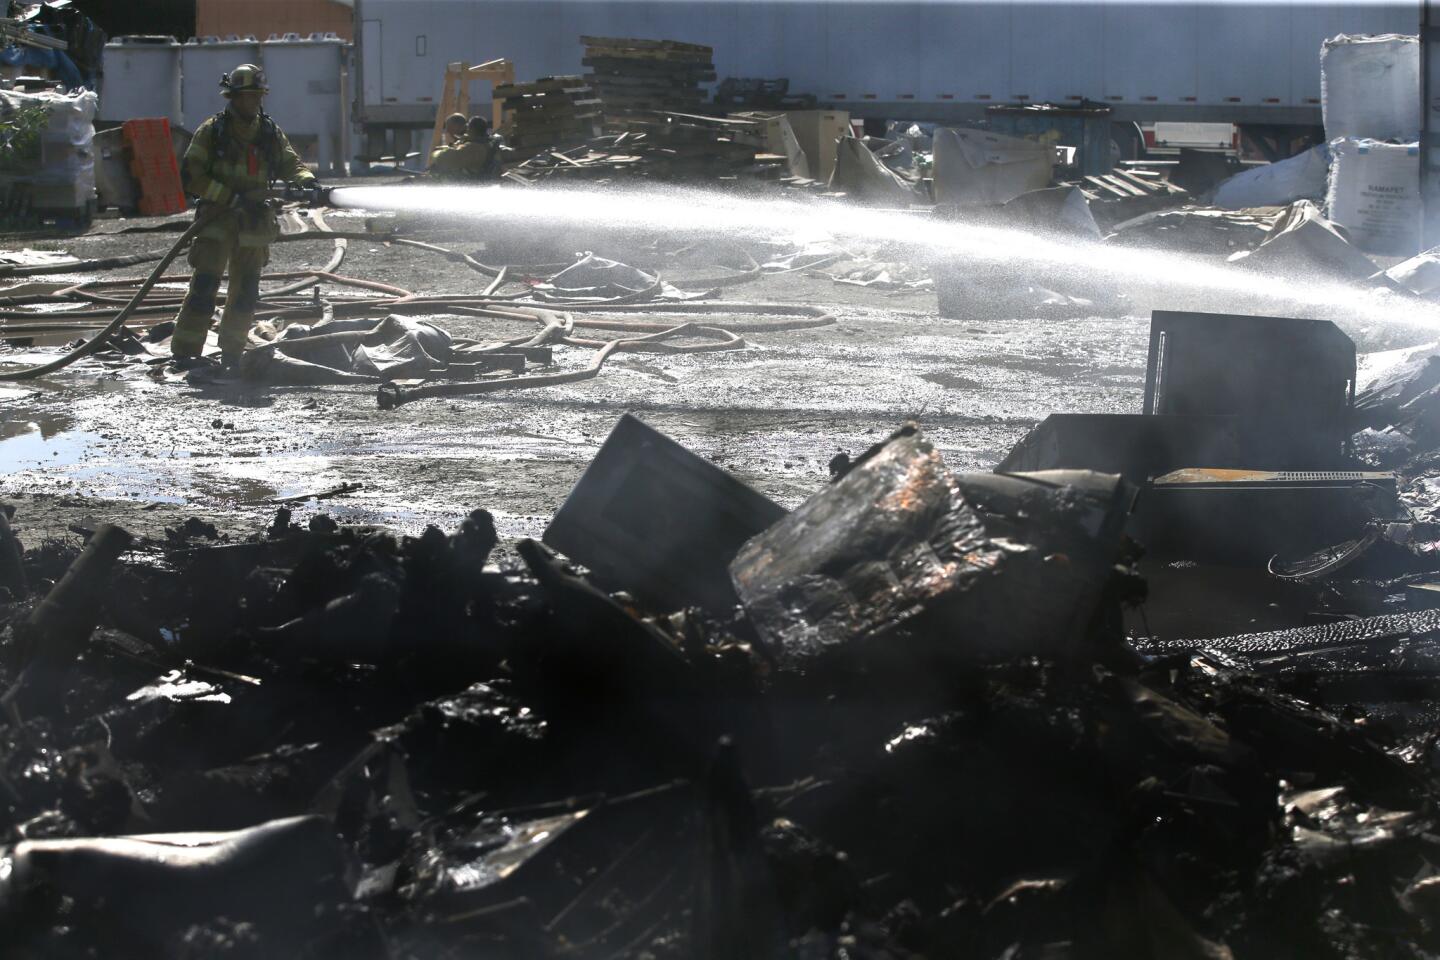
[0,28,86,90]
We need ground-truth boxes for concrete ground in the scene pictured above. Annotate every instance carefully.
[0,188,1435,557]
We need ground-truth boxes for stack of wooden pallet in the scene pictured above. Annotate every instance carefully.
[1062,166,1188,230]
[496,76,603,153]
[506,112,788,185]
[581,36,716,117]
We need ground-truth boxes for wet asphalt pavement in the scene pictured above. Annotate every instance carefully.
[0,196,1435,547]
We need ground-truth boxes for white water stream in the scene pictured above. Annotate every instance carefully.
[333,181,1440,330]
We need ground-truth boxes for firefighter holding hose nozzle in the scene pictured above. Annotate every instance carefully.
[172,64,326,367]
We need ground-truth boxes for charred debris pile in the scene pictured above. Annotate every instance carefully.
[11,310,1440,957]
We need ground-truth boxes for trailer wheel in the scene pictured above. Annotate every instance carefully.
[1111,121,1145,162]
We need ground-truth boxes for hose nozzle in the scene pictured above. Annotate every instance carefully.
[281,182,334,207]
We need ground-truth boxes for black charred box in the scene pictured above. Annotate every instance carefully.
[543,414,787,613]
[1144,311,1356,469]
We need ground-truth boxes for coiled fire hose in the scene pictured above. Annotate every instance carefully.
[0,209,214,381]
[0,200,836,403]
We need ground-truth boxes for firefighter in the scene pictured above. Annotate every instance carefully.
[428,116,504,182]
[442,112,468,146]
[429,111,468,166]
[172,63,322,366]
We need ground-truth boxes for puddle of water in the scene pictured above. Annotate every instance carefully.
[66,462,187,503]
[0,425,98,471]
[922,371,983,391]
[86,377,142,394]
[192,475,280,504]
[206,455,349,505]
[0,357,151,392]
[1,413,71,440]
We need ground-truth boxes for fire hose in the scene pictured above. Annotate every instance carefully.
[377,319,749,409]
[0,211,213,381]
[0,190,836,398]
[0,196,347,378]
[372,299,835,409]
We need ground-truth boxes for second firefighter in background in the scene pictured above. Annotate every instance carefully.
[428,116,505,181]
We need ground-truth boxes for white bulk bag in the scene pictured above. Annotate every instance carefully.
[1320,34,1420,142]
[1213,144,1329,210]
[1325,138,1420,257]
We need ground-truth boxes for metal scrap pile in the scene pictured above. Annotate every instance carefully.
[4,412,1440,959]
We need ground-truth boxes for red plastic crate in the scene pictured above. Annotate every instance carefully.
[122,118,187,217]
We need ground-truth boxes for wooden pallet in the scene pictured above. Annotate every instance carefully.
[500,76,605,150]
[577,35,721,124]
[505,100,604,118]
[494,80,591,99]
[583,56,714,70]
[580,36,713,63]
[580,35,712,53]
[1062,165,1189,229]
[1073,167,1185,200]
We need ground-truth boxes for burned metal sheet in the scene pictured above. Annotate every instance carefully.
[1138,606,1440,658]
[958,469,1135,560]
[1141,467,1399,564]
[997,412,1244,485]
[729,425,992,665]
[0,816,350,945]
[0,470,1436,957]
[729,426,1134,666]
[406,784,695,932]
[544,414,787,612]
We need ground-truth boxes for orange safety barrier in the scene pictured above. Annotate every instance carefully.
[122,118,187,216]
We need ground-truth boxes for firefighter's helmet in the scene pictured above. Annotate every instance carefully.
[219,64,269,97]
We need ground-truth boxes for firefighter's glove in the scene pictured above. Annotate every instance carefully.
[234,187,270,212]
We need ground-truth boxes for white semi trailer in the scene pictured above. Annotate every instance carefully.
[353,0,1418,155]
